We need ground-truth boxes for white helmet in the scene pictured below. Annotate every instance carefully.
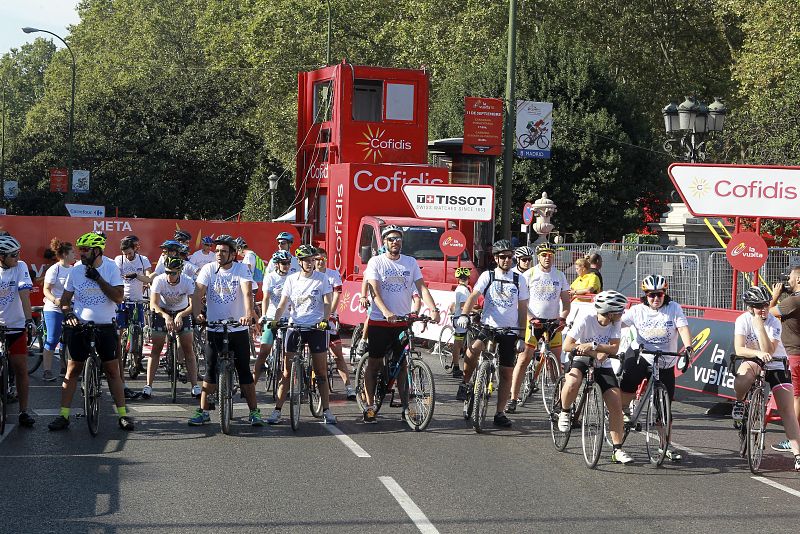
[594,290,627,314]
[0,235,21,255]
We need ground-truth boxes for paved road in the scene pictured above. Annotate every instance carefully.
[2,348,800,533]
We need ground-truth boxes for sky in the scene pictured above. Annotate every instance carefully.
[1,1,81,55]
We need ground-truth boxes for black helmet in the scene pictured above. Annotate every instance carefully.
[492,239,513,255]
[213,234,237,251]
[174,230,191,242]
[164,257,184,272]
[535,242,555,256]
[743,286,771,307]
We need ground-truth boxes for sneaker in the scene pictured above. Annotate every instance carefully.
[141,385,153,399]
[322,409,337,425]
[18,412,35,427]
[48,415,70,431]
[363,406,377,424]
[188,409,210,426]
[42,370,56,382]
[452,367,464,379]
[118,416,135,431]
[345,385,357,401]
[623,411,631,424]
[557,410,571,432]
[795,455,800,472]
[493,412,513,427]
[611,449,634,464]
[506,399,518,414]
[191,384,202,398]
[665,448,683,462]
[266,409,282,425]
[732,400,745,422]
[124,387,141,400]
[772,439,792,452]
[456,382,469,401]
[249,409,265,427]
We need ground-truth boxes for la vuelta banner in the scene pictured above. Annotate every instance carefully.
[675,317,737,398]
[463,97,503,156]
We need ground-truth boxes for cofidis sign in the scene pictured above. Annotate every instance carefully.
[669,163,800,219]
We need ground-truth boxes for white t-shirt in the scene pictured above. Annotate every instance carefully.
[190,249,215,268]
[281,271,332,326]
[240,251,259,290]
[525,265,568,320]
[473,268,530,329]
[734,313,788,370]
[43,263,72,313]
[364,254,423,321]
[262,271,291,319]
[114,253,151,302]
[151,273,195,312]
[0,262,33,328]
[622,302,689,367]
[453,284,471,334]
[64,258,124,324]
[567,312,622,369]
[196,261,252,332]
[266,253,300,276]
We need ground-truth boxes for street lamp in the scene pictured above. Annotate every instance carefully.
[268,173,279,221]
[22,27,76,197]
[662,95,727,162]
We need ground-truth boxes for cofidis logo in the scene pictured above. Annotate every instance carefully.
[356,126,412,162]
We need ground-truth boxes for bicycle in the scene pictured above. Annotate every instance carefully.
[120,302,145,379]
[74,321,104,436]
[462,321,524,433]
[550,352,620,468]
[26,307,46,375]
[519,318,564,414]
[0,325,26,435]
[192,323,207,381]
[206,319,242,435]
[161,312,188,404]
[730,355,769,474]
[436,314,474,373]
[285,323,326,431]
[517,126,550,150]
[354,315,436,431]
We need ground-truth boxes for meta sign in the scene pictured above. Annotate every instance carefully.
[669,163,800,219]
[401,184,495,221]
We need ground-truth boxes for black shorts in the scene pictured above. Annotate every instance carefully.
[64,324,118,363]
[474,328,517,368]
[620,356,677,401]
[204,329,253,386]
[570,357,619,393]
[285,328,328,354]
[767,368,793,390]
[151,312,192,334]
[368,325,407,362]
[329,332,341,344]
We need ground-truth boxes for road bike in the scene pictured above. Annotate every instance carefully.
[462,322,524,434]
[121,302,145,379]
[161,312,189,404]
[551,352,620,468]
[354,315,436,431]
[0,325,26,435]
[349,322,365,367]
[261,326,285,401]
[517,126,550,150]
[207,319,241,435]
[26,307,45,374]
[436,314,474,373]
[286,324,326,431]
[519,318,564,414]
[193,323,207,380]
[730,355,769,474]
[74,322,104,436]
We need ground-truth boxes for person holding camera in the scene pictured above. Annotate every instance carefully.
[770,265,800,452]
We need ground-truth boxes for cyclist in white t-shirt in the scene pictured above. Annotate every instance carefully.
[189,234,264,427]
[189,236,215,268]
[253,250,293,386]
[268,244,336,424]
[48,232,134,432]
[447,267,472,379]
[0,234,36,427]
[41,238,75,381]
[512,246,534,275]
[265,232,300,275]
[143,257,200,399]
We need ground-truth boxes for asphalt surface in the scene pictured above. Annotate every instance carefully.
[3,344,800,533]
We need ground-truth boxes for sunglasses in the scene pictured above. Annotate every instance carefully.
[278,261,291,266]
[3,252,19,258]
[385,236,402,242]
[497,254,513,260]
[751,303,768,310]
[538,252,554,258]
[519,257,532,262]
[646,292,665,299]
[314,257,326,261]
[165,270,181,276]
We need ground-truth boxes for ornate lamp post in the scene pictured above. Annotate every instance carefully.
[663,96,727,162]
[531,192,557,243]
[268,173,279,221]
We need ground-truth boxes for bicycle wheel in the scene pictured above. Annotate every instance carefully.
[437,325,454,372]
[0,357,8,435]
[354,354,369,412]
[540,352,561,415]
[645,383,671,466]
[193,327,206,380]
[519,358,535,407]
[270,345,283,400]
[289,359,302,431]
[168,336,178,403]
[517,133,533,148]
[536,134,550,149]
[471,360,491,433]
[405,359,435,431]
[746,388,766,474]
[84,356,100,436]
[218,360,232,435]
[126,329,140,379]
[350,323,364,366]
[581,383,605,468]
[309,361,323,418]
[26,323,43,375]
[550,376,571,451]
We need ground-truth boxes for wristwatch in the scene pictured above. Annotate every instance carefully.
[591,341,598,351]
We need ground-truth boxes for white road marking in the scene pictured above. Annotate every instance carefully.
[33,409,64,416]
[129,405,189,413]
[752,476,800,498]
[643,431,708,457]
[0,424,15,444]
[322,423,371,458]
[379,476,439,534]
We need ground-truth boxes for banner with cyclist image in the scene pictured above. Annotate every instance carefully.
[515,100,552,159]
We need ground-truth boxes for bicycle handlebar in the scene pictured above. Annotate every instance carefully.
[728,354,766,374]
[206,319,243,328]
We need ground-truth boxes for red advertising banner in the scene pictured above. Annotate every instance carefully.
[725,231,768,272]
[439,229,467,256]
[463,97,503,155]
[49,168,69,193]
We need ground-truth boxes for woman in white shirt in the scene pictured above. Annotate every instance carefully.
[42,238,75,381]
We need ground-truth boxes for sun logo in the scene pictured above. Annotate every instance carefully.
[339,290,351,313]
[356,125,384,162]
[689,177,709,198]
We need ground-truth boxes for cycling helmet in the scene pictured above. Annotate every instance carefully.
[272,250,292,264]
[174,230,191,242]
[276,231,294,243]
[201,236,214,246]
[178,243,190,255]
[381,225,403,239]
[76,232,106,251]
[295,244,317,260]
[594,290,628,314]
[535,242,555,255]
[160,240,181,251]
[743,286,771,307]
[514,246,534,259]
[492,239,513,255]
[641,274,669,293]
[164,257,184,272]
[234,236,247,250]
[213,234,237,250]
[0,234,21,255]
[455,267,471,278]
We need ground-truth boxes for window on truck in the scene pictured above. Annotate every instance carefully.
[385,83,415,121]
[353,79,383,122]
[313,80,334,123]
[359,224,377,259]
[382,225,468,261]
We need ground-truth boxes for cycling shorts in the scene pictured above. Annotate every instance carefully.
[619,357,676,401]
[524,321,562,349]
[116,302,145,329]
[767,368,793,390]
[204,329,253,386]
[6,330,28,357]
[285,328,328,354]
[151,313,192,335]
[569,357,620,393]
[473,328,517,368]
[64,324,118,363]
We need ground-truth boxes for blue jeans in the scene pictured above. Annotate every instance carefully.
[43,310,64,351]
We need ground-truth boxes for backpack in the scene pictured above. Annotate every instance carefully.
[252,254,267,283]
[482,270,520,298]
